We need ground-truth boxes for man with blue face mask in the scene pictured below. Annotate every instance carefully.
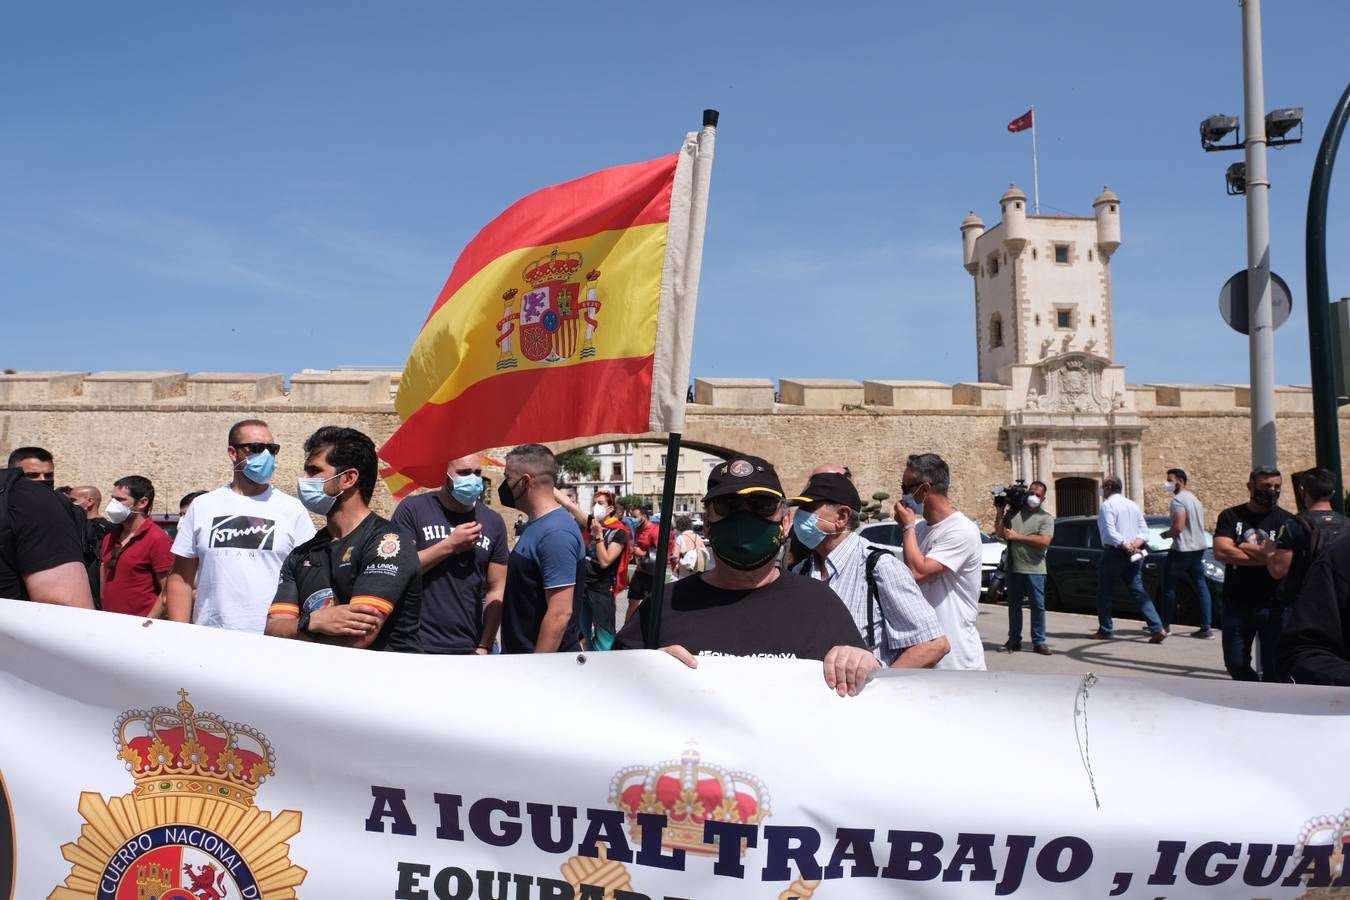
[265,426,421,652]
[392,454,508,654]
[789,472,949,668]
[167,419,315,632]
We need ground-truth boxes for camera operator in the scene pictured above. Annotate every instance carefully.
[993,481,1055,654]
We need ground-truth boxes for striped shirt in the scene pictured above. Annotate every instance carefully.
[793,532,944,665]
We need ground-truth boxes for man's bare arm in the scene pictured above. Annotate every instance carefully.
[534,585,575,652]
[165,556,199,622]
[478,561,507,653]
[890,635,950,669]
[24,562,94,608]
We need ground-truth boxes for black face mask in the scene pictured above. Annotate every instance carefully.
[497,476,522,509]
[1253,488,1280,508]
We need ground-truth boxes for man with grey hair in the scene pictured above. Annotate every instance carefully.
[496,443,585,653]
[1094,475,1165,641]
[894,452,986,670]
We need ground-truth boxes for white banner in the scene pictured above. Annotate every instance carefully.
[1,601,1348,900]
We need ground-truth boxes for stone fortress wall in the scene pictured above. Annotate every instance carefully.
[4,369,1347,531]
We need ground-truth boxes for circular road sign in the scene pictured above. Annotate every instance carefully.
[1219,269,1293,335]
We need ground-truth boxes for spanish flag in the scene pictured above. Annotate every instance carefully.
[380,120,716,498]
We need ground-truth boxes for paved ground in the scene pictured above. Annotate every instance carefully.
[977,602,1230,681]
[616,585,1233,682]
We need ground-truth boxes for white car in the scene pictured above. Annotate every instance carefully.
[857,519,1005,595]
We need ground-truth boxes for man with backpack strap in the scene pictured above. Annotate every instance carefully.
[1263,468,1348,607]
[0,466,94,607]
[789,471,949,668]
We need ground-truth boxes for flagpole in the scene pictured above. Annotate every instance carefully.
[1030,105,1040,214]
[643,108,718,650]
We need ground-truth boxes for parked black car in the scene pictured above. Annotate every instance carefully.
[1042,515,1225,627]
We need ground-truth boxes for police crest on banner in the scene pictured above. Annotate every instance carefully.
[49,690,304,900]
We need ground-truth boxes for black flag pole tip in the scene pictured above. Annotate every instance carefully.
[703,109,720,127]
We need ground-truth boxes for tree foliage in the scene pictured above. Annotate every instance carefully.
[554,448,599,480]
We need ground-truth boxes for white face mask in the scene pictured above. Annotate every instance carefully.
[105,499,132,524]
[1025,495,1042,509]
[1163,481,1178,493]
[592,504,609,520]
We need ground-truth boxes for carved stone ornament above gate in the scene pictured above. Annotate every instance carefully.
[1026,353,1114,413]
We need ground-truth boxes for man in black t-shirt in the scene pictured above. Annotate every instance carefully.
[392,454,508,654]
[1264,468,1349,608]
[616,456,876,696]
[0,467,94,607]
[1212,466,1294,681]
[265,427,420,652]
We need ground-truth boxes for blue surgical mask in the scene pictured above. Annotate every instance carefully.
[241,449,277,485]
[450,474,483,505]
[297,471,346,515]
[792,510,829,550]
[901,493,924,514]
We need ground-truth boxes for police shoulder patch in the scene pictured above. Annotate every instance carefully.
[376,533,402,559]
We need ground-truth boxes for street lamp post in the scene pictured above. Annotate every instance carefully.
[1241,0,1277,470]
[1199,0,1302,470]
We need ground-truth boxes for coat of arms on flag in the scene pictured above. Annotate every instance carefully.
[497,249,605,368]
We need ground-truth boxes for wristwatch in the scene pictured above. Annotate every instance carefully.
[297,609,312,634]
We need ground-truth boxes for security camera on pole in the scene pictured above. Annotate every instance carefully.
[1199,0,1304,469]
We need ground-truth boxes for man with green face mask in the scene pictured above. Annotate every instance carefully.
[615,455,878,697]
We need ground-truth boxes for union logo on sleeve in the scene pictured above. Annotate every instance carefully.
[49,690,304,899]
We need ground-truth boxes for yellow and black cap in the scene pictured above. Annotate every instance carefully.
[703,456,784,502]
[789,472,861,510]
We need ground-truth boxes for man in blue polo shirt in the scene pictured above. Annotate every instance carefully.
[496,444,585,653]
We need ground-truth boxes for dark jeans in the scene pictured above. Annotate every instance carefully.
[1096,548,1164,636]
[1160,549,1212,631]
[1221,604,1288,681]
[1006,572,1047,646]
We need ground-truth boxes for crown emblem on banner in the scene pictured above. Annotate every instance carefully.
[1295,809,1350,897]
[609,742,771,857]
[523,247,584,287]
[114,689,275,809]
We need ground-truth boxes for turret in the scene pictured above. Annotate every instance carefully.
[960,211,985,275]
[1093,186,1121,259]
[1000,184,1027,255]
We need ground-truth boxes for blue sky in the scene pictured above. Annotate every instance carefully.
[3,2,1348,388]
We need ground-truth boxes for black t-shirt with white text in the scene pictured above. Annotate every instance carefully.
[1215,502,1294,608]
[270,512,421,652]
[615,571,867,660]
[0,471,85,602]
[392,494,508,654]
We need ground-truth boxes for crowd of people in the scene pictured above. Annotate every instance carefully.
[1,422,1348,691]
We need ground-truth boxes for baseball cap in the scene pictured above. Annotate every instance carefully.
[703,456,784,502]
[789,472,862,510]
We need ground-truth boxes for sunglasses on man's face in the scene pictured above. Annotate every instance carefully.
[21,471,54,481]
[709,494,783,519]
[233,442,281,456]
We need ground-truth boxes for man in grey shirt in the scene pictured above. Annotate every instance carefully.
[1160,467,1214,638]
[995,480,1055,655]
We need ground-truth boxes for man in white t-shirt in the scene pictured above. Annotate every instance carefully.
[166,419,316,632]
[894,452,987,670]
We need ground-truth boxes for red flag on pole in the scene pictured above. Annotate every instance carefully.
[1007,109,1034,133]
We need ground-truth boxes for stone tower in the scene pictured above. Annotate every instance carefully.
[963,184,1122,383]
[960,186,1144,512]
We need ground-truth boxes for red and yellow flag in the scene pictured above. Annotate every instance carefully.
[380,129,713,498]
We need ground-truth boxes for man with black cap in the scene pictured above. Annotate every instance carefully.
[790,470,949,668]
[616,455,879,696]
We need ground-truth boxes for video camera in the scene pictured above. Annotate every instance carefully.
[991,480,1030,527]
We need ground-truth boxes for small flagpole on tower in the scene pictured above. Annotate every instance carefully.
[1030,105,1041,215]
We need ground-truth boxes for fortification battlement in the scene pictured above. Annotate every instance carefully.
[0,370,1320,415]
